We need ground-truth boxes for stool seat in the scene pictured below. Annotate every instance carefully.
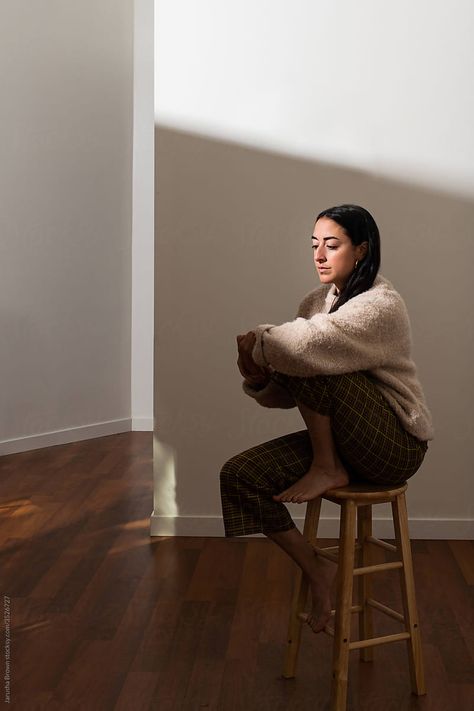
[282,481,426,710]
[323,481,407,502]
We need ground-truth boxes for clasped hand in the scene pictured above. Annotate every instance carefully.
[236,331,272,388]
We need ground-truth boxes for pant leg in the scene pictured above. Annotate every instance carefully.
[219,429,313,537]
[270,369,428,485]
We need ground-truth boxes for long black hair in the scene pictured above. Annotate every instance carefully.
[315,204,381,313]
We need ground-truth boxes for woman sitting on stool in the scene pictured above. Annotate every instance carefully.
[219,203,434,634]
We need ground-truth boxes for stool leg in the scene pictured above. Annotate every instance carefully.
[330,500,357,711]
[357,504,374,662]
[391,492,426,696]
[282,496,322,678]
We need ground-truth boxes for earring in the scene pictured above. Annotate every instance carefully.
[354,260,359,269]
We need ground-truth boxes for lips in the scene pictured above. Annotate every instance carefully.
[318,267,330,271]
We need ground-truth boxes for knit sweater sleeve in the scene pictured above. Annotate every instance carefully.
[239,291,320,409]
[251,289,407,377]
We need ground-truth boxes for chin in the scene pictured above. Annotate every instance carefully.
[317,271,333,282]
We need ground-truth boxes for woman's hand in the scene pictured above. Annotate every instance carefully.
[236,331,271,388]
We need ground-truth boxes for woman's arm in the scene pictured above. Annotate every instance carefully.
[237,332,271,386]
[251,290,410,377]
[237,331,297,409]
[241,377,297,409]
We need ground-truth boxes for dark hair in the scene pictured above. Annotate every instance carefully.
[315,204,381,313]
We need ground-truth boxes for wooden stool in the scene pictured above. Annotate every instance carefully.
[282,482,426,710]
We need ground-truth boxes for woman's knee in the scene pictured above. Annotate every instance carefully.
[271,370,336,415]
[219,450,264,489]
[219,455,240,487]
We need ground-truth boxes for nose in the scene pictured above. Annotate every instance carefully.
[314,245,326,262]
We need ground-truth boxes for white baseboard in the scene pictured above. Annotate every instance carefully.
[132,416,153,431]
[149,513,474,540]
[0,419,133,456]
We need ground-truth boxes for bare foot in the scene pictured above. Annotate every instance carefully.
[298,552,337,634]
[272,461,349,503]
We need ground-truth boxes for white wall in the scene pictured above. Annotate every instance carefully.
[156,0,474,199]
[132,0,155,432]
[0,1,135,454]
[152,0,474,538]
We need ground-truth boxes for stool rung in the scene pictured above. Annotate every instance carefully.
[366,597,405,622]
[349,631,411,651]
[323,602,406,641]
[367,535,397,552]
[313,547,338,563]
[313,543,361,563]
[329,604,362,617]
[354,560,403,576]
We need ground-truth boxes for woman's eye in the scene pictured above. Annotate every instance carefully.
[312,245,337,250]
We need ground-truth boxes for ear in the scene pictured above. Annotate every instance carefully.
[358,241,369,260]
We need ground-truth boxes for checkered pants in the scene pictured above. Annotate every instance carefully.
[219,370,428,537]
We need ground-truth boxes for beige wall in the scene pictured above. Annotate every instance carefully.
[152,1,474,538]
[152,128,473,538]
[0,1,135,453]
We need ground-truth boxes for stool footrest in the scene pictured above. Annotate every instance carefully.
[329,604,362,617]
[313,543,361,563]
[324,627,412,648]
[326,599,404,624]
[314,537,396,564]
[349,631,411,651]
[367,535,397,553]
[313,547,339,563]
[366,597,404,623]
[354,560,403,576]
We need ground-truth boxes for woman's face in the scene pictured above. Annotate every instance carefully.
[311,217,367,292]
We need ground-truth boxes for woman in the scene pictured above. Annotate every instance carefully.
[219,203,434,634]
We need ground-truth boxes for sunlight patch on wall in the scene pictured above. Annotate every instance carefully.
[152,433,178,535]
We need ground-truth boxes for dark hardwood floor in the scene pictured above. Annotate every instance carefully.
[1,432,473,710]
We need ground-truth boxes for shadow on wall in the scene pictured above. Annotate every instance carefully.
[152,124,474,536]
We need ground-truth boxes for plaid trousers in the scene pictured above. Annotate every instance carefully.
[219,370,428,537]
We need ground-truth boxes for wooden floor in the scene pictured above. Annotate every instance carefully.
[1,432,473,710]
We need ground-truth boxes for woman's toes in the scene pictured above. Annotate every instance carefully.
[298,611,326,633]
[273,488,294,502]
[310,619,325,633]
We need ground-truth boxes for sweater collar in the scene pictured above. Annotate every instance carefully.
[324,273,387,309]
[324,283,339,311]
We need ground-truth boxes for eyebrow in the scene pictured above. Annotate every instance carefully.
[311,235,341,241]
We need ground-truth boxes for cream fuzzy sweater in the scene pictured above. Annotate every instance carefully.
[243,274,434,442]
